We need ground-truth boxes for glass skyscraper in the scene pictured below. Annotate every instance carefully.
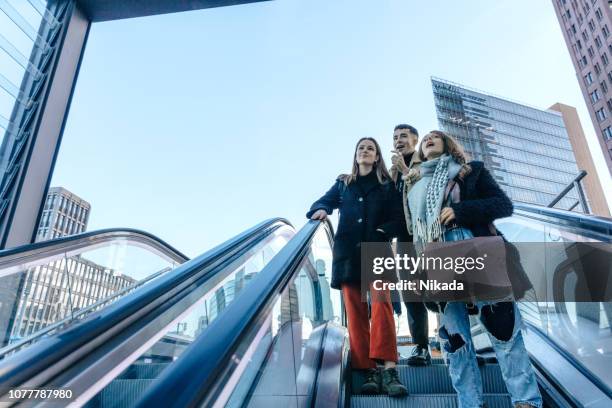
[432,77,583,210]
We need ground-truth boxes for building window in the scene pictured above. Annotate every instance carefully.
[607,99,612,113]
[591,89,601,102]
[596,107,607,121]
[603,52,610,66]
[588,46,595,57]
[595,61,602,74]
[595,35,603,48]
[582,30,589,41]
[602,80,609,93]
[581,56,589,68]
[595,7,603,20]
[589,19,596,31]
[604,126,612,140]
[567,9,572,20]
[603,24,610,38]
[577,39,582,49]
[586,71,595,85]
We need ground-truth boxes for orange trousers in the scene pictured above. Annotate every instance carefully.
[341,283,398,369]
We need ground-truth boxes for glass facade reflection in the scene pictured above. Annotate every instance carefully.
[432,77,583,210]
[0,0,53,155]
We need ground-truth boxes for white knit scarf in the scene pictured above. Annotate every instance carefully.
[408,154,462,244]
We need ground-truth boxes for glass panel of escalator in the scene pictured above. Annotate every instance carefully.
[543,223,612,391]
[495,215,547,330]
[496,212,612,392]
[82,226,293,408]
[225,227,338,407]
[0,238,182,359]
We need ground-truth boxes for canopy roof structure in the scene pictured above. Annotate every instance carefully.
[77,0,269,22]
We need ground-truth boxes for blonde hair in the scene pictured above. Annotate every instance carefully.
[339,137,392,185]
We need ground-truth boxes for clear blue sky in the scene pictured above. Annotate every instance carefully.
[51,0,612,257]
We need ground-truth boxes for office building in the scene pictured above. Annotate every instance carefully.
[432,77,585,211]
[35,187,91,242]
[552,0,612,175]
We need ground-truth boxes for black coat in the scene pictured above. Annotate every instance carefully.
[449,161,513,236]
[393,171,413,244]
[307,175,403,289]
[449,161,532,299]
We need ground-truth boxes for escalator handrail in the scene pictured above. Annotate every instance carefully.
[0,228,189,271]
[524,321,612,399]
[135,219,331,408]
[513,203,612,237]
[0,218,291,395]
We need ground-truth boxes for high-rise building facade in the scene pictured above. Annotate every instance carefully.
[432,78,584,211]
[35,187,91,242]
[552,0,612,175]
[549,102,610,216]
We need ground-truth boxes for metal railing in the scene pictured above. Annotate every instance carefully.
[135,219,332,408]
[0,218,291,399]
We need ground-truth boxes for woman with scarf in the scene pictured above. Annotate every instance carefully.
[307,137,408,397]
[403,130,542,408]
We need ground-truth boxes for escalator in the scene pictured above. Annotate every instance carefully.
[132,203,611,408]
[0,204,609,407]
[0,228,189,357]
[0,218,295,406]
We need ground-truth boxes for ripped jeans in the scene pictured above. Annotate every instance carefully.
[440,301,542,408]
[439,227,542,408]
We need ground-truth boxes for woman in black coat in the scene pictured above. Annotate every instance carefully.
[306,137,408,397]
[403,130,542,408]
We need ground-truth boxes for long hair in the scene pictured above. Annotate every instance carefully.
[410,130,471,181]
[339,137,392,185]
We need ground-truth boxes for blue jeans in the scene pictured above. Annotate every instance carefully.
[439,227,542,408]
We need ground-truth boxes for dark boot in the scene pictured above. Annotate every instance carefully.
[360,368,381,394]
[382,367,408,397]
[406,345,431,366]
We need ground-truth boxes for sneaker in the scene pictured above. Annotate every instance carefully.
[406,346,431,366]
[360,368,381,394]
[382,367,408,397]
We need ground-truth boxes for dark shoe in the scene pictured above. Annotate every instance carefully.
[406,346,431,366]
[382,367,408,397]
[360,368,381,394]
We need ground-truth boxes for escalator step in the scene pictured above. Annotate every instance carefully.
[95,379,154,408]
[118,363,169,379]
[398,354,497,366]
[398,357,446,365]
[352,365,507,394]
[350,394,512,408]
